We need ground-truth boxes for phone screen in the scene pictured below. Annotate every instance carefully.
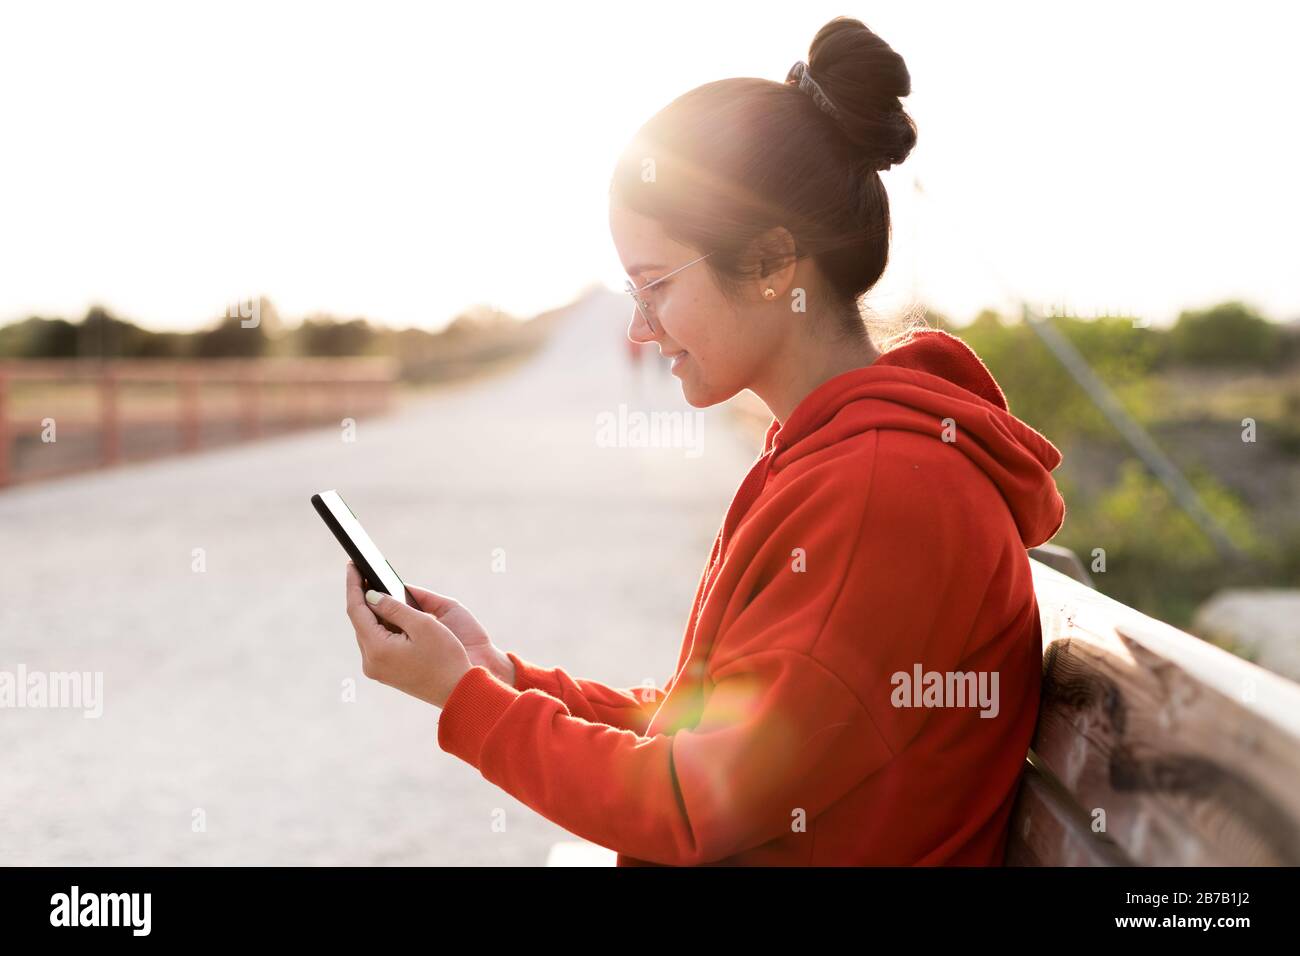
[314,489,407,599]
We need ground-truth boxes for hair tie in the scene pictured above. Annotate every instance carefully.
[786,60,840,121]
[786,59,894,171]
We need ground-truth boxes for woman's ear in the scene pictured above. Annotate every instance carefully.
[752,226,799,301]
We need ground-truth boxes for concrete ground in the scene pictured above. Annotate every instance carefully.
[0,289,759,865]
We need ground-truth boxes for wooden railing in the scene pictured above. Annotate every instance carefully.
[0,358,397,489]
[1008,548,1300,865]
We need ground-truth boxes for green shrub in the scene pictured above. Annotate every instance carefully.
[1169,301,1282,367]
[956,310,1162,441]
[1054,460,1261,627]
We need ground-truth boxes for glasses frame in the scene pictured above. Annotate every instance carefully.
[623,252,712,335]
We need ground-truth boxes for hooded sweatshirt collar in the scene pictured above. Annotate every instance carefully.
[751,326,1065,548]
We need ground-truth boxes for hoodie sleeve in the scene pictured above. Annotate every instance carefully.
[438,606,895,865]
[504,651,667,736]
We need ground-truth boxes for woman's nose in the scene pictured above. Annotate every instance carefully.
[627,303,657,344]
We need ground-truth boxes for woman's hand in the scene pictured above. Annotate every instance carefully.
[344,562,473,709]
[402,582,517,687]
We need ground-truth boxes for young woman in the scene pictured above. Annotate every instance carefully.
[345,16,1066,866]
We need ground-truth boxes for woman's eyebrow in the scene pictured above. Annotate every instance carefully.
[627,262,665,278]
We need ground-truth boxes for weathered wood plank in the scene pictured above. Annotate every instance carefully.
[1029,559,1300,865]
[1006,753,1130,866]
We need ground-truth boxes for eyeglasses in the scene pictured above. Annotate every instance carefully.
[623,252,712,335]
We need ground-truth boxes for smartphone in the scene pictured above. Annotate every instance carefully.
[311,490,417,626]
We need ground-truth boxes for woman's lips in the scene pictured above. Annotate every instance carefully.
[670,352,688,374]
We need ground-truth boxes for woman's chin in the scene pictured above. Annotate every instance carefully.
[677,374,733,409]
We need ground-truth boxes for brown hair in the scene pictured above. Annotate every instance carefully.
[609,17,920,344]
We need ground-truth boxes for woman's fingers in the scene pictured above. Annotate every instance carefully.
[404,584,461,617]
[363,589,427,637]
[345,562,384,651]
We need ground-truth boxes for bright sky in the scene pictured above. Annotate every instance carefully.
[1,0,1296,332]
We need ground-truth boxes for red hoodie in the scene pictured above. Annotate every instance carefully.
[436,327,1066,866]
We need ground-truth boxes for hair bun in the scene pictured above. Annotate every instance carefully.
[803,16,917,171]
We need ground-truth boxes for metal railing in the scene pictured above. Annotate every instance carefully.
[0,357,397,488]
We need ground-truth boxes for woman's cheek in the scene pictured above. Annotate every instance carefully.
[682,303,716,356]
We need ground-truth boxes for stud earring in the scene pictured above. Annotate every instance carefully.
[762,287,776,299]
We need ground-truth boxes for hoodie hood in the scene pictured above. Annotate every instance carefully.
[756,327,1066,548]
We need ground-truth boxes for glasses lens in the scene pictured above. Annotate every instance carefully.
[628,285,655,332]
